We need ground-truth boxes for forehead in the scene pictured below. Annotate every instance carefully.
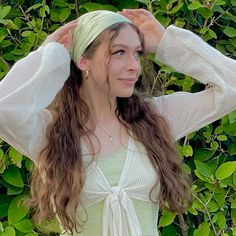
[91,24,142,59]
[110,24,142,47]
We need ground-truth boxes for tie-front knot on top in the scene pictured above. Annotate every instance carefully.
[79,137,159,236]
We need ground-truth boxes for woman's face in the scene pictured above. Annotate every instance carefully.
[85,24,142,98]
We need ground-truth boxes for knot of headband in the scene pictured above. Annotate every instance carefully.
[71,10,131,63]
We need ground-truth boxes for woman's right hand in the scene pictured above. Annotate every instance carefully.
[42,20,78,51]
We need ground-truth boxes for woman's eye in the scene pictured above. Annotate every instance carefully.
[112,50,125,55]
[135,50,144,57]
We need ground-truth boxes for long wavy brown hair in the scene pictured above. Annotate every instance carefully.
[26,22,192,234]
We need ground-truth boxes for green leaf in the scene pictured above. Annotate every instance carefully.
[25,3,42,13]
[212,213,218,223]
[226,12,236,23]
[231,0,236,6]
[174,18,185,28]
[194,148,215,161]
[211,141,219,150]
[188,2,203,10]
[159,211,176,227]
[223,121,236,135]
[217,135,227,141]
[80,3,118,12]
[232,227,236,235]
[155,14,171,28]
[228,110,236,124]
[133,0,148,5]
[215,126,223,134]
[2,166,24,187]
[59,8,71,22]
[68,4,76,10]
[21,31,33,37]
[182,163,191,174]
[197,8,213,19]
[14,17,22,29]
[0,6,11,19]
[223,27,236,37]
[0,149,4,159]
[208,29,217,39]
[188,205,198,215]
[195,160,213,178]
[231,198,236,208]
[0,195,12,218]
[203,131,211,138]
[7,185,23,195]
[208,200,219,212]
[39,5,50,18]
[13,219,33,233]
[5,20,19,30]
[117,0,139,9]
[8,195,29,225]
[214,191,226,207]
[161,224,177,236]
[53,0,68,7]
[10,49,24,56]
[183,145,193,157]
[200,27,208,35]
[216,0,226,5]
[9,147,23,168]
[215,161,236,180]
[233,171,236,185]
[0,226,15,236]
[168,0,184,14]
[194,222,210,236]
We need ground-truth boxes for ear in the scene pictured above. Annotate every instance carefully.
[76,56,89,71]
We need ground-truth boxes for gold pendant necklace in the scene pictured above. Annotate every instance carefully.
[97,120,116,144]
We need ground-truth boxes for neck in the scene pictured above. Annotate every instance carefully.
[80,83,117,123]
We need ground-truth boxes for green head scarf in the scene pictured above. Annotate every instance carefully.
[71,10,131,63]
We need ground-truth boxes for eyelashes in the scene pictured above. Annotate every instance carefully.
[112,49,144,57]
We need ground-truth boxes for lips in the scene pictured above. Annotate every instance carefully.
[119,78,138,86]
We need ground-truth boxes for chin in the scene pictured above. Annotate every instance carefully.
[114,88,134,98]
[116,92,134,98]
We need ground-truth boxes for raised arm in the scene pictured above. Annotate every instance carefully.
[0,43,70,161]
[0,21,77,161]
[152,25,236,141]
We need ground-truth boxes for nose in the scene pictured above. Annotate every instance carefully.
[126,54,141,72]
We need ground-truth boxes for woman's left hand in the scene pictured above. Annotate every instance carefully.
[119,9,165,54]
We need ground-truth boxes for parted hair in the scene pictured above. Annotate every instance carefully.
[25,22,192,234]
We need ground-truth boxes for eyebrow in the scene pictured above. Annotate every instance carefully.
[111,44,142,50]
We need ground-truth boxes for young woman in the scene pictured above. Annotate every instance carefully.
[0,8,236,236]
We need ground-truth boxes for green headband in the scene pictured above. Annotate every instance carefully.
[71,10,131,63]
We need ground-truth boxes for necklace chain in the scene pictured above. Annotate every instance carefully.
[96,120,116,144]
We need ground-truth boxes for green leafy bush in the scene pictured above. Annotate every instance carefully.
[0,0,235,235]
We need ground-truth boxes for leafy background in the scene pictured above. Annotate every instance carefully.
[0,0,236,235]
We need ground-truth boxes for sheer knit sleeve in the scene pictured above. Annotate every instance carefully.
[151,25,236,141]
[0,42,70,162]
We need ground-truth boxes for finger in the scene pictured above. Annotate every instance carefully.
[126,9,150,15]
[50,21,77,41]
[119,11,147,27]
[121,9,150,20]
[58,33,72,51]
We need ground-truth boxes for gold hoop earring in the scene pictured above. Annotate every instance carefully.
[85,70,89,80]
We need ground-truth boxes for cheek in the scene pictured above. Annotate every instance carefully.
[108,60,125,76]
